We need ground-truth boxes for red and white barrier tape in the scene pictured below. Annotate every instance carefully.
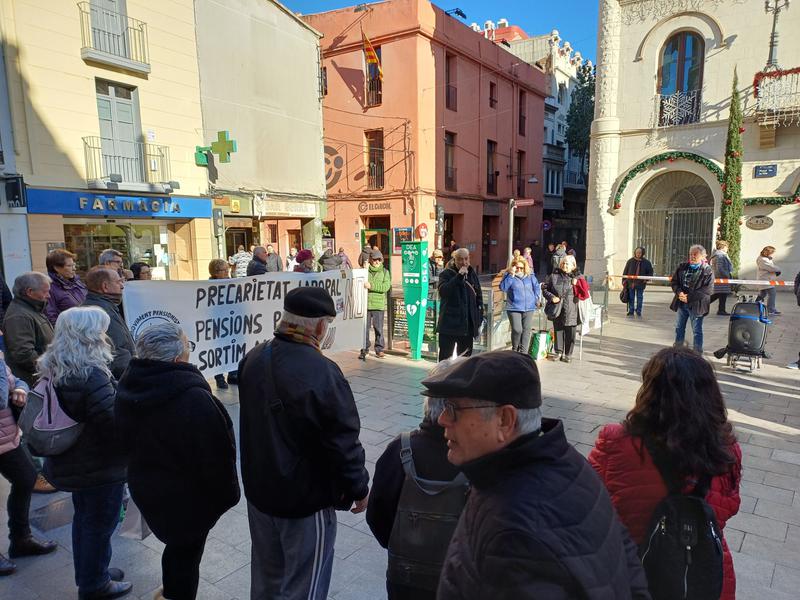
[611,274,791,286]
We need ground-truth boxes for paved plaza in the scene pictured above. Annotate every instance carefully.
[1,288,799,600]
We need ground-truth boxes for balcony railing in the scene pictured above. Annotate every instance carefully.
[78,2,149,72]
[446,85,458,111]
[445,166,457,191]
[486,172,497,195]
[366,78,382,107]
[543,143,566,163]
[657,89,701,127]
[519,114,526,136]
[755,69,800,127]
[367,159,384,190]
[83,136,170,186]
[565,169,586,188]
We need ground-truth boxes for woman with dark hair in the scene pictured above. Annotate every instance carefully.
[621,247,653,317]
[130,262,151,280]
[44,248,87,326]
[588,346,741,600]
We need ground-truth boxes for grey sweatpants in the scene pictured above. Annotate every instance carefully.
[247,502,337,600]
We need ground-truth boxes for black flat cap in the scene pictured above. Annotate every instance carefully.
[421,350,542,409]
[284,286,336,318]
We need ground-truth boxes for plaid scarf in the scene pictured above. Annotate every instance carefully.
[276,321,321,351]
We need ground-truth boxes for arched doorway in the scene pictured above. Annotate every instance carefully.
[633,171,715,274]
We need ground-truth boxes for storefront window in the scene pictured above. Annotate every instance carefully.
[64,221,172,279]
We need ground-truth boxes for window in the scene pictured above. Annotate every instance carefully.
[658,31,704,126]
[321,66,328,97]
[518,90,526,136]
[446,53,457,111]
[445,131,456,191]
[365,129,384,190]
[557,83,566,105]
[545,168,563,197]
[486,140,497,195]
[516,151,525,197]
[489,81,497,108]
[365,46,382,107]
[93,80,144,183]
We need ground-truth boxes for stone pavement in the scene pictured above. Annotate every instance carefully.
[1,288,799,599]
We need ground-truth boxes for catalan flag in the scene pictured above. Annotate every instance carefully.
[362,29,383,80]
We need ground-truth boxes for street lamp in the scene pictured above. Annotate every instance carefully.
[765,0,791,68]
[507,197,538,264]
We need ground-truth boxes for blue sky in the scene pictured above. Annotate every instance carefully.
[286,0,599,62]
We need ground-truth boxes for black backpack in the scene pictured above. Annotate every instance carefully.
[639,438,724,600]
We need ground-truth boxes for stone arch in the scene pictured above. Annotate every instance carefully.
[634,11,726,63]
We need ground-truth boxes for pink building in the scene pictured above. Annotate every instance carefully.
[303,0,547,276]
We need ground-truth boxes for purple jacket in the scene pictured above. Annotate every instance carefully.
[45,272,88,326]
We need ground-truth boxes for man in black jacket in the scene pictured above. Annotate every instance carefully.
[670,244,714,354]
[238,287,369,600]
[82,267,135,379]
[431,351,650,600]
[246,246,268,276]
[437,248,483,361]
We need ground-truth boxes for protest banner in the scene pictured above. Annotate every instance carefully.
[123,269,368,377]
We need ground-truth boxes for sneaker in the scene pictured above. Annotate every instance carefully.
[358,350,367,360]
[547,352,562,361]
[78,580,133,600]
[33,474,57,494]
[375,352,386,358]
[787,362,799,370]
[770,310,782,315]
[560,355,572,363]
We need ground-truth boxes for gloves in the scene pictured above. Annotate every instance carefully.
[776,271,781,277]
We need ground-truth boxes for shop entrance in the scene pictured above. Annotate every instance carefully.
[361,215,391,258]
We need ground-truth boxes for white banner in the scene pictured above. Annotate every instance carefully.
[123,270,368,377]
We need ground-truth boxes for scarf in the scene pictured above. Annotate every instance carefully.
[275,321,321,351]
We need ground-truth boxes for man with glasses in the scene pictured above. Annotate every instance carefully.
[431,351,650,600]
[359,250,392,360]
[98,248,125,277]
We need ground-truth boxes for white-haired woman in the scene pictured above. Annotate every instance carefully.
[542,254,584,363]
[116,324,240,600]
[670,245,714,353]
[38,307,130,600]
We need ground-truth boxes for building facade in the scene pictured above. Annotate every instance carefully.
[0,0,214,282]
[194,0,327,263]
[303,0,547,277]
[587,0,800,280]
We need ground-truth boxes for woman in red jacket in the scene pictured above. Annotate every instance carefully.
[589,346,741,600]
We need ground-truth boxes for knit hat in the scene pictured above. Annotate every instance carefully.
[421,350,542,409]
[284,286,336,318]
[296,249,313,262]
[370,250,384,261]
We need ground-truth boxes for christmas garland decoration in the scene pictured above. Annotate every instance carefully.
[611,151,723,210]
[753,66,800,98]
[744,185,800,206]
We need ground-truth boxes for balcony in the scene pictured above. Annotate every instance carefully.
[446,84,457,111]
[564,169,587,189]
[543,143,566,164]
[78,2,150,74]
[367,159,384,190]
[445,166,457,191]
[83,136,172,192]
[366,78,382,107]
[754,68,800,128]
[657,89,701,127]
[486,172,497,195]
[519,114,526,136]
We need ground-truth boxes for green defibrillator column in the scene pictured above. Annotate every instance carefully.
[401,240,429,361]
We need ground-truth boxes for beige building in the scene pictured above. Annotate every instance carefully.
[587,0,800,281]
[0,0,212,281]
[194,0,327,262]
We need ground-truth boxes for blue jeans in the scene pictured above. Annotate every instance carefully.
[675,304,705,353]
[71,483,125,594]
[758,287,777,312]
[627,287,644,315]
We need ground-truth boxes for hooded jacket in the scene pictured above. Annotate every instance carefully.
[45,272,88,326]
[437,263,484,337]
[116,359,240,544]
[550,247,567,274]
[670,262,714,316]
[82,291,135,379]
[2,296,54,385]
[437,419,651,600]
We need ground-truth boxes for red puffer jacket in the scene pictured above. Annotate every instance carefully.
[588,423,742,600]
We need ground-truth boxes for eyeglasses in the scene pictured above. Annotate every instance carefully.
[442,401,498,422]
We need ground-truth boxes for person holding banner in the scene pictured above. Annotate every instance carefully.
[238,287,369,600]
[360,250,392,360]
[293,249,317,273]
[208,259,238,389]
[670,245,714,354]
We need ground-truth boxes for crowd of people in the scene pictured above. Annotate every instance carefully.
[0,235,795,600]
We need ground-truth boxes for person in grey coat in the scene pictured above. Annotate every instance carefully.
[710,241,733,316]
[542,254,580,363]
[265,245,283,272]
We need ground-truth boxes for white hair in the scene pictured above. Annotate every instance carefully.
[12,272,49,297]
[689,244,707,257]
[558,254,577,272]
[452,248,469,259]
[477,406,542,435]
[37,307,113,385]
[136,323,187,362]
[279,310,331,330]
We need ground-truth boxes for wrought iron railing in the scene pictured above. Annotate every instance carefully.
[78,2,149,66]
[445,166,457,191]
[446,85,458,111]
[83,136,170,184]
[755,69,800,127]
[366,78,382,107]
[486,172,497,195]
[657,89,701,127]
[367,156,384,190]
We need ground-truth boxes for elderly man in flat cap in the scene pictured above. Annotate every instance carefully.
[431,351,650,600]
[238,287,370,600]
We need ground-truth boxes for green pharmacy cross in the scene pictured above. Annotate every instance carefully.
[195,130,238,166]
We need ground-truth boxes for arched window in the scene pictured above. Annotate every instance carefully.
[658,32,704,126]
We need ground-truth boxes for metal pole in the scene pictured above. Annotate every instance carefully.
[507,198,515,265]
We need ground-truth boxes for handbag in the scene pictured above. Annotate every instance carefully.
[619,279,630,304]
[18,378,84,456]
[119,497,152,540]
[544,298,562,320]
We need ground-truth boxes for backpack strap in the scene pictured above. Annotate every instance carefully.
[261,342,300,457]
[399,431,468,496]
